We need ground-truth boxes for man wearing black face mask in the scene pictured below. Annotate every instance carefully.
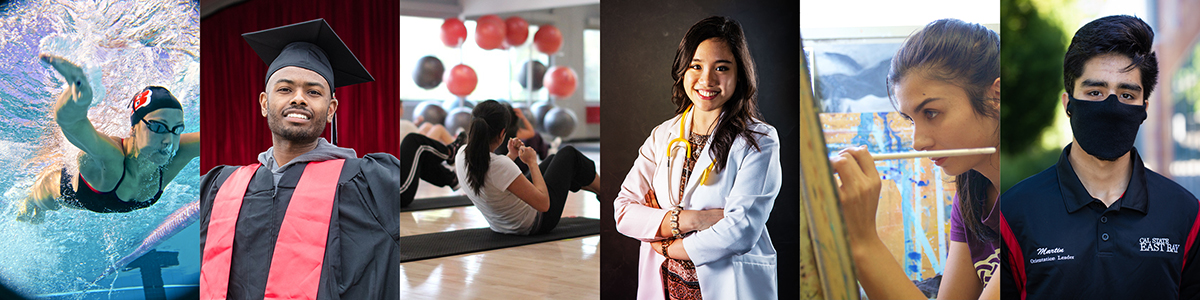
[999,15,1200,299]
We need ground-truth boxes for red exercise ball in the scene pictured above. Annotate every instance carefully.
[534,25,563,54]
[544,66,577,98]
[441,18,467,48]
[445,64,478,97]
[505,16,530,47]
[475,15,505,50]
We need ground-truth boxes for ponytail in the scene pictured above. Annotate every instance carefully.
[464,100,512,192]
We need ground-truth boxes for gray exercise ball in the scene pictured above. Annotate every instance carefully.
[530,100,555,133]
[412,101,447,125]
[517,60,547,90]
[413,55,444,89]
[443,97,475,110]
[511,101,529,110]
[493,98,512,108]
[444,107,474,134]
[542,106,578,138]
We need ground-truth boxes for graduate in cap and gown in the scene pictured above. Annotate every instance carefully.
[198,19,400,300]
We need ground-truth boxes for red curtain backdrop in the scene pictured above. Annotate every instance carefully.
[200,0,399,172]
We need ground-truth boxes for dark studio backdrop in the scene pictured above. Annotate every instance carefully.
[599,1,801,299]
[200,0,400,171]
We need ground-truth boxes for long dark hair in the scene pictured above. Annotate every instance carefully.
[464,100,511,192]
[887,19,1000,243]
[671,16,765,173]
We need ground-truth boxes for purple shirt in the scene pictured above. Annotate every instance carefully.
[949,194,1001,286]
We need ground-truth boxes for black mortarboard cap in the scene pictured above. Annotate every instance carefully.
[242,19,374,91]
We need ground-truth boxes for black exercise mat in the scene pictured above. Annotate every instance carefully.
[400,217,600,262]
[564,142,600,153]
[401,195,474,212]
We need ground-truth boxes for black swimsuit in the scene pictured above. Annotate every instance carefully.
[59,167,164,213]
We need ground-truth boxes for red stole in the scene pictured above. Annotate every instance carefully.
[201,159,346,300]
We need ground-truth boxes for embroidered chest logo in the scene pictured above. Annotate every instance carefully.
[1029,247,1074,264]
[1036,247,1063,255]
[1139,237,1180,253]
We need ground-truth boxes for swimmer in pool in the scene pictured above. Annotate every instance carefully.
[16,54,200,223]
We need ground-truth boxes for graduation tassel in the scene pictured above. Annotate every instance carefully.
[331,113,338,146]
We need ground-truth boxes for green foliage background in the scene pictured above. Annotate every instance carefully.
[999,0,1072,192]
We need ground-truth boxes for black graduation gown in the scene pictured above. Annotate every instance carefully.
[199,153,400,300]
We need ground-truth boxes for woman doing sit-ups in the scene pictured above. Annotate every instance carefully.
[455,100,601,235]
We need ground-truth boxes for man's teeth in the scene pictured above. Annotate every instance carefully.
[286,113,309,120]
[698,90,717,97]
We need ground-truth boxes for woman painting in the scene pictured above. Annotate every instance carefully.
[831,19,1001,299]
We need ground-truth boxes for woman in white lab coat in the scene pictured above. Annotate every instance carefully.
[614,16,782,300]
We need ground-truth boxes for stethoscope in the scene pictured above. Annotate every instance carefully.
[664,105,717,207]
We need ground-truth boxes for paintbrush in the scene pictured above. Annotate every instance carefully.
[871,147,996,160]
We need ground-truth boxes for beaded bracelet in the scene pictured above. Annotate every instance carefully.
[670,206,683,239]
[662,238,673,259]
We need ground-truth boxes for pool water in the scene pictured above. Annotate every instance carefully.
[0,0,200,299]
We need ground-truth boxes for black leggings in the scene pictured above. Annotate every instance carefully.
[399,134,458,207]
[529,145,596,235]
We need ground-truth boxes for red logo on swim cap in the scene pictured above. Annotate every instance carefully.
[132,89,151,111]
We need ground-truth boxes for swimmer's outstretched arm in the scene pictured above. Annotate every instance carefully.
[41,54,124,184]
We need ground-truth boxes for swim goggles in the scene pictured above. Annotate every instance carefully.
[141,119,185,135]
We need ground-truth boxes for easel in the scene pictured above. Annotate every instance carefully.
[797,39,860,299]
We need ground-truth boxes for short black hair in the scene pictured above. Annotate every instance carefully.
[1063,15,1158,99]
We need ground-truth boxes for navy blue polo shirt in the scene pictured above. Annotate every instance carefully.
[999,145,1200,300]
